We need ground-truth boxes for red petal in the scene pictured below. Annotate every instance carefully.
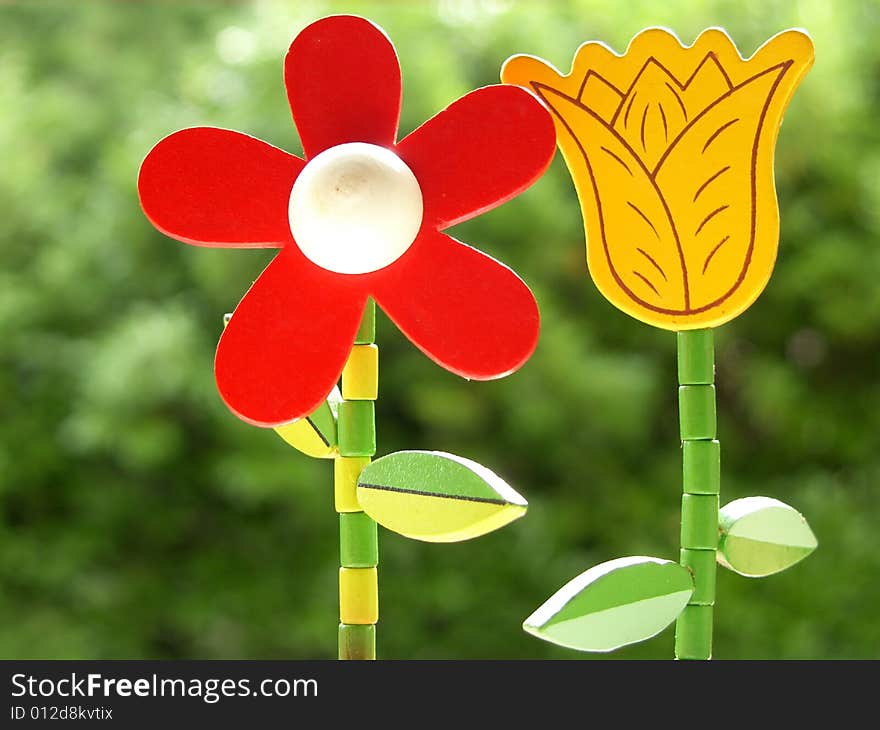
[396,85,556,230]
[371,229,539,379]
[138,127,302,247]
[215,250,367,426]
[285,15,401,158]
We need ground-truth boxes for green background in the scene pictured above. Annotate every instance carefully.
[1,0,877,659]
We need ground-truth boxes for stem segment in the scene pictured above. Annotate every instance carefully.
[674,329,719,660]
[335,300,379,660]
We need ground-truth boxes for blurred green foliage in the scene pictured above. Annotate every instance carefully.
[1,0,877,659]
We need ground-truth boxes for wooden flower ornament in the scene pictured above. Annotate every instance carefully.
[139,14,555,427]
[138,14,556,661]
[503,28,813,330]
[504,29,816,660]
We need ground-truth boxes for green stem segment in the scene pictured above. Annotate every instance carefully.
[336,300,379,660]
[674,329,719,660]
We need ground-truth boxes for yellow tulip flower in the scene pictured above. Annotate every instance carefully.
[503,28,813,329]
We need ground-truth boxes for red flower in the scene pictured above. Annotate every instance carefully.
[138,15,555,427]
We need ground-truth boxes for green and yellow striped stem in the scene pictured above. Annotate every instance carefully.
[674,329,719,660]
[335,300,379,660]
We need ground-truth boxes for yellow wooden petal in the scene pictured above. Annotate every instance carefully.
[531,87,688,313]
[612,59,690,169]
[654,54,803,321]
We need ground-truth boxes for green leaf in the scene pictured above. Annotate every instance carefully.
[356,451,527,542]
[273,387,341,459]
[523,556,694,652]
[718,497,817,577]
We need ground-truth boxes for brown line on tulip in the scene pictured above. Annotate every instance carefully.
[702,117,740,154]
[623,92,638,128]
[627,201,659,238]
[658,103,668,142]
[600,146,633,175]
[701,52,733,90]
[702,235,731,274]
[665,82,688,121]
[577,70,624,106]
[640,106,649,151]
[680,51,734,95]
[632,270,661,296]
[694,205,729,237]
[693,165,731,202]
[576,70,593,102]
[637,247,667,281]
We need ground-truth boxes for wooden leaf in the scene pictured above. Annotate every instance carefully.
[273,386,341,458]
[718,496,817,577]
[356,451,527,542]
[523,556,694,652]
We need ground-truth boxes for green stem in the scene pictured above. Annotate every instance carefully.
[336,300,379,660]
[674,329,719,660]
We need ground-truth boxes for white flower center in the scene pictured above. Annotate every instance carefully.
[288,142,423,274]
